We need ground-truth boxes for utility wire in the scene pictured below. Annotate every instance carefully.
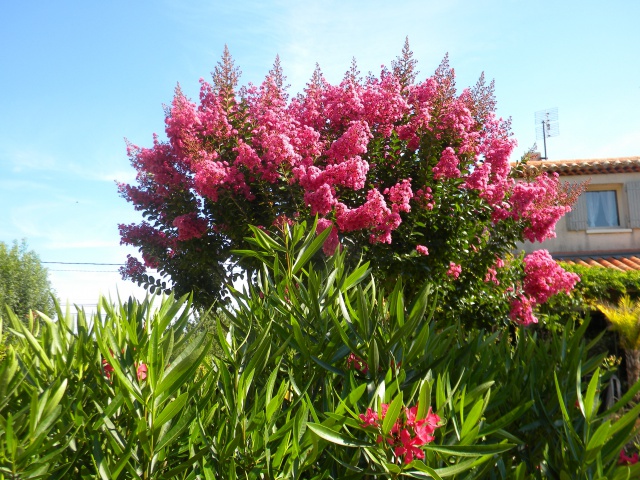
[49,269,119,272]
[42,261,123,266]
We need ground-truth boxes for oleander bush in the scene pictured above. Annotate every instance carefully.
[1,221,639,479]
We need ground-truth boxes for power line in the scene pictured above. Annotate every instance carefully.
[42,261,123,266]
[49,269,119,273]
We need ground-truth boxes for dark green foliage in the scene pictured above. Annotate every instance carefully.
[0,223,638,478]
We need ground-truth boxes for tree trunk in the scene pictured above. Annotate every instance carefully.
[624,349,640,403]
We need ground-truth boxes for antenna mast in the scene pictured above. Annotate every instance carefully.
[535,107,559,160]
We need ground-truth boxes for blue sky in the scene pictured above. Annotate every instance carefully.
[1,0,639,310]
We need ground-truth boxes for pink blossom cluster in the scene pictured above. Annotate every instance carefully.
[173,213,208,241]
[384,179,413,214]
[499,173,572,243]
[118,52,581,318]
[346,352,369,374]
[432,147,461,180]
[523,250,579,304]
[316,218,340,255]
[359,403,442,464]
[120,254,147,279]
[335,189,401,244]
[447,262,462,279]
[509,250,580,326]
[619,449,639,465]
[484,257,505,285]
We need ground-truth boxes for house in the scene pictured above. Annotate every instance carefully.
[518,156,640,271]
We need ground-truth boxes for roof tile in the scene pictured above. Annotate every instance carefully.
[513,156,640,177]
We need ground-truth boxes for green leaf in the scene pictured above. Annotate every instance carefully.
[424,443,515,457]
[479,400,533,437]
[307,423,371,447]
[407,461,443,480]
[155,332,209,404]
[461,392,488,439]
[292,222,330,275]
[153,392,188,433]
[417,379,432,420]
[382,392,403,436]
[584,421,612,464]
[583,366,600,423]
[92,435,112,480]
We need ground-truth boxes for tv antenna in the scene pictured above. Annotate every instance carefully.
[535,107,559,160]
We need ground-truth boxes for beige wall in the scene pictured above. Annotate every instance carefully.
[520,171,640,254]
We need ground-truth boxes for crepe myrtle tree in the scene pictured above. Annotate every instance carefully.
[118,40,581,325]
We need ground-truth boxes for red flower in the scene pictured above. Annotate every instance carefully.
[360,402,442,464]
[137,362,148,381]
[102,358,114,379]
[619,449,639,465]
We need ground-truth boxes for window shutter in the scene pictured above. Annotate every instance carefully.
[567,193,588,231]
[626,181,640,228]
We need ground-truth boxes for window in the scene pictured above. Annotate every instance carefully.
[586,190,619,227]
[566,183,629,231]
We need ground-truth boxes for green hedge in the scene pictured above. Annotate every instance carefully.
[1,223,639,478]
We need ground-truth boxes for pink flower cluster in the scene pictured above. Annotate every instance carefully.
[384,179,413,214]
[118,52,580,321]
[509,250,579,326]
[619,448,639,465]
[346,352,369,374]
[447,262,462,279]
[120,254,146,280]
[432,147,461,180]
[102,355,147,382]
[316,218,340,255]
[173,213,208,241]
[523,250,579,304]
[335,189,401,244]
[500,173,572,243]
[360,403,442,464]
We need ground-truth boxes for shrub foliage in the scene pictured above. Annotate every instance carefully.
[1,222,638,479]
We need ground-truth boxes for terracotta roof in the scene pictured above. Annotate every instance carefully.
[557,255,640,272]
[514,157,640,177]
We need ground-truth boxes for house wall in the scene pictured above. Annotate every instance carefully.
[520,171,640,255]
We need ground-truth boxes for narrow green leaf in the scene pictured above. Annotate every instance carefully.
[417,379,432,420]
[583,367,600,423]
[155,333,208,401]
[92,435,112,480]
[425,443,515,457]
[153,392,188,432]
[461,393,488,439]
[307,423,371,447]
[292,224,330,275]
[584,421,612,464]
[382,392,403,436]
[408,461,443,480]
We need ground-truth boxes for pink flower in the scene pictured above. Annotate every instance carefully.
[102,358,114,380]
[172,213,208,241]
[509,295,538,326]
[385,179,413,214]
[359,402,441,464]
[619,449,639,465]
[137,362,148,381]
[523,250,579,304]
[316,218,340,255]
[447,262,462,279]
[432,147,461,180]
[346,352,369,374]
[416,245,429,256]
